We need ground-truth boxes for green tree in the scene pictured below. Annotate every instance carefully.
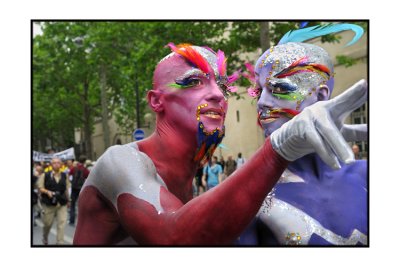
[33,22,102,156]
[33,21,367,157]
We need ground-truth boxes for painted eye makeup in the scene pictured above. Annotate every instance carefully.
[270,81,297,94]
[169,76,203,89]
[268,81,304,101]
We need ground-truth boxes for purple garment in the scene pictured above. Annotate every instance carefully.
[237,153,368,246]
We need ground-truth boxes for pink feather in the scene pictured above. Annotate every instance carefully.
[227,86,238,93]
[227,70,241,84]
[217,50,227,77]
[242,62,256,83]
[244,63,255,76]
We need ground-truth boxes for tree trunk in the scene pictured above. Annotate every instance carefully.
[83,79,93,159]
[100,64,111,149]
[260,21,271,52]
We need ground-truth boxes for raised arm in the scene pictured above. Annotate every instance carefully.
[117,139,287,245]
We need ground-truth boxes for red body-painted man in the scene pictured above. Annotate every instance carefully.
[73,43,365,245]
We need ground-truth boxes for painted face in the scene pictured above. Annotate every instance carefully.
[153,45,230,165]
[154,46,228,135]
[254,43,334,137]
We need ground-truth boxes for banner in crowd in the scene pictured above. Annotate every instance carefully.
[33,147,75,162]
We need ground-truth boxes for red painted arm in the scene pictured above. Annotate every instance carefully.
[117,138,288,245]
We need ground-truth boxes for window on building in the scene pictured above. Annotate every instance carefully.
[236,110,240,122]
[350,103,368,159]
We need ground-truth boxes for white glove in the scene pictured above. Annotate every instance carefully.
[270,79,368,169]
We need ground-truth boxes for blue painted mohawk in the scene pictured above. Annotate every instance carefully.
[278,23,364,46]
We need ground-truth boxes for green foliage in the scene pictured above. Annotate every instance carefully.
[33,20,366,151]
[269,21,299,45]
[33,22,100,150]
[336,55,358,68]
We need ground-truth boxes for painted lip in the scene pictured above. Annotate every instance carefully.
[200,107,225,120]
[258,110,280,123]
[258,108,300,124]
[259,117,279,124]
[259,117,278,124]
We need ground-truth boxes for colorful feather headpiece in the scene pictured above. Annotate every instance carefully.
[167,43,211,74]
[278,23,364,46]
[274,56,331,80]
[214,48,239,92]
[245,23,364,99]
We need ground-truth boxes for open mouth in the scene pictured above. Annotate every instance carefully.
[198,104,225,120]
[203,110,223,119]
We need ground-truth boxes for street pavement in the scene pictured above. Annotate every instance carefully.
[32,217,76,246]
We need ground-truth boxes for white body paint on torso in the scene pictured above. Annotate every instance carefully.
[83,142,167,213]
[257,169,367,245]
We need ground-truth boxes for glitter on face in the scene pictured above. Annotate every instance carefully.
[166,45,232,99]
[256,42,334,101]
[168,69,207,90]
[196,103,225,136]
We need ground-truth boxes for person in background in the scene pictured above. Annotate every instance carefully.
[218,156,225,171]
[193,166,205,196]
[352,144,363,159]
[32,165,42,226]
[224,155,237,178]
[68,155,90,225]
[236,152,246,169]
[37,157,70,245]
[85,159,94,171]
[202,156,223,190]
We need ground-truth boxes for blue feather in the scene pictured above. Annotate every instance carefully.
[278,23,364,46]
[299,21,308,29]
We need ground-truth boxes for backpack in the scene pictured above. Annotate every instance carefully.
[72,167,85,190]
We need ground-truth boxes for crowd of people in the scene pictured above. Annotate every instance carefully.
[32,154,92,245]
[193,153,246,196]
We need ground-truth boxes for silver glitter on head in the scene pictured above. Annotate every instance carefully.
[159,46,220,79]
[176,69,207,81]
[258,42,334,98]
